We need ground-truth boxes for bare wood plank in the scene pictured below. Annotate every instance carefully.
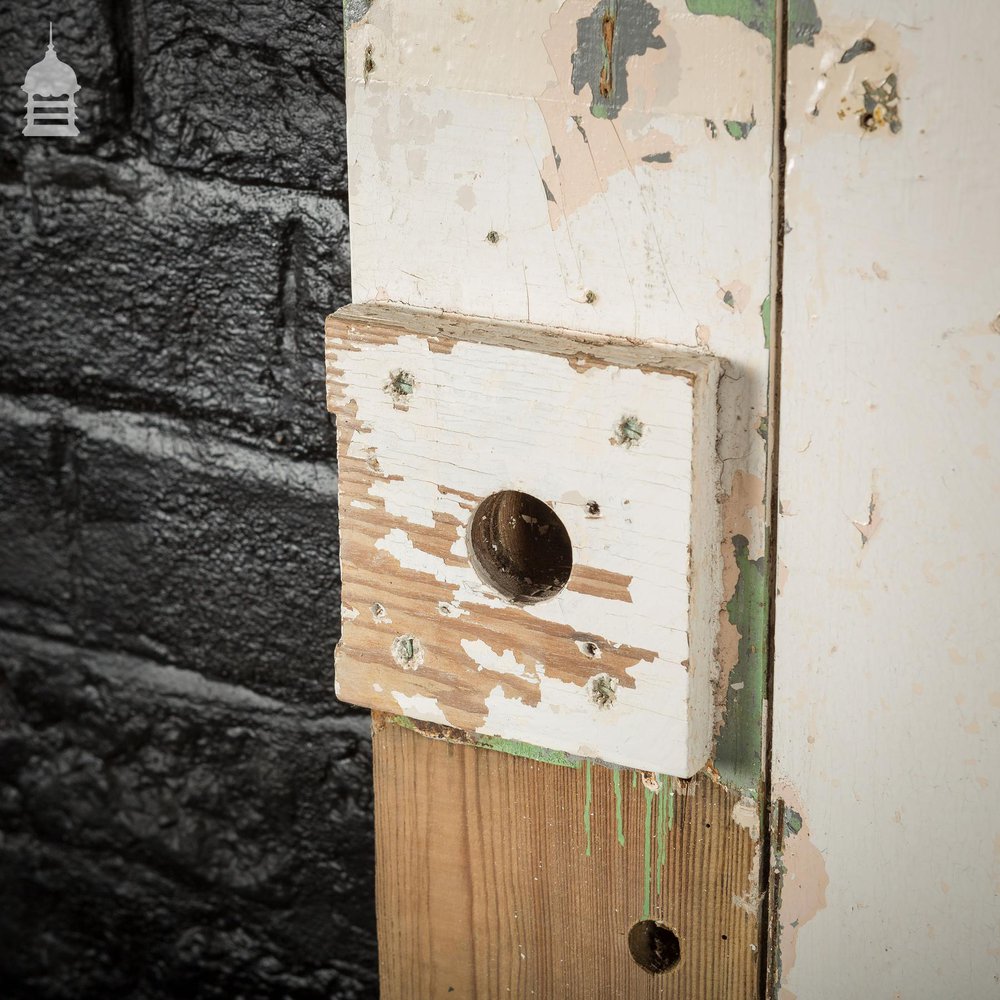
[374,716,760,1000]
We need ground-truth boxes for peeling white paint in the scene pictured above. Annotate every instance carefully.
[392,691,451,725]
[460,639,538,682]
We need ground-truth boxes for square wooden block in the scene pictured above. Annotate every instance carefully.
[326,305,721,776]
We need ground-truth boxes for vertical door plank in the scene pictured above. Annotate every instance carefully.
[374,717,760,999]
[773,3,1000,996]
[341,1,782,994]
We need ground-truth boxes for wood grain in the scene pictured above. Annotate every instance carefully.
[374,716,760,1000]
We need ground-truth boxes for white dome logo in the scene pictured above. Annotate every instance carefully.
[21,24,81,137]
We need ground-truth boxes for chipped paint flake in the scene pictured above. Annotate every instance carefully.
[852,491,882,547]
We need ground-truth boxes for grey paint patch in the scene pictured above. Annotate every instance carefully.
[344,0,374,28]
[541,177,557,203]
[840,37,876,64]
[861,74,902,134]
[641,151,672,163]
[571,0,667,121]
[684,0,822,49]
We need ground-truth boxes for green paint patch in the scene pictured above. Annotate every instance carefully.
[684,0,822,48]
[784,807,803,837]
[388,716,583,769]
[474,734,583,768]
[724,112,756,141]
[760,293,771,349]
[584,760,594,856]
[757,415,768,442]
[715,534,768,790]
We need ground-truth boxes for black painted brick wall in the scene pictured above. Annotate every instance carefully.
[0,1,375,996]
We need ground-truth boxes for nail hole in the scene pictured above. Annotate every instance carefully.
[485,229,501,244]
[628,920,681,974]
[371,602,390,623]
[467,490,572,605]
[613,415,644,448]
[578,640,602,660]
[586,500,601,517]
[584,289,597,304]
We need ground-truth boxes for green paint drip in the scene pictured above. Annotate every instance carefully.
[613,770,626,847]
[684,0,822,48]
[584,760,593,857]
[760,293,772,349]
[642,785,655,918]
[715,535,768,790]
[656,777,668,880]
[668,781,675,831]
[632,770,638,789]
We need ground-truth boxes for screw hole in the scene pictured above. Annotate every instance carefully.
[588,671,616,708]
[628,920,681,974]
[613,415,644,448]
[391,634,423,670]
[467,490,573,605]
[386,369,416,403]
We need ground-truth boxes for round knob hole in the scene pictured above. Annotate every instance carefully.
[467,490,573,605]
[628,919,681,974]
